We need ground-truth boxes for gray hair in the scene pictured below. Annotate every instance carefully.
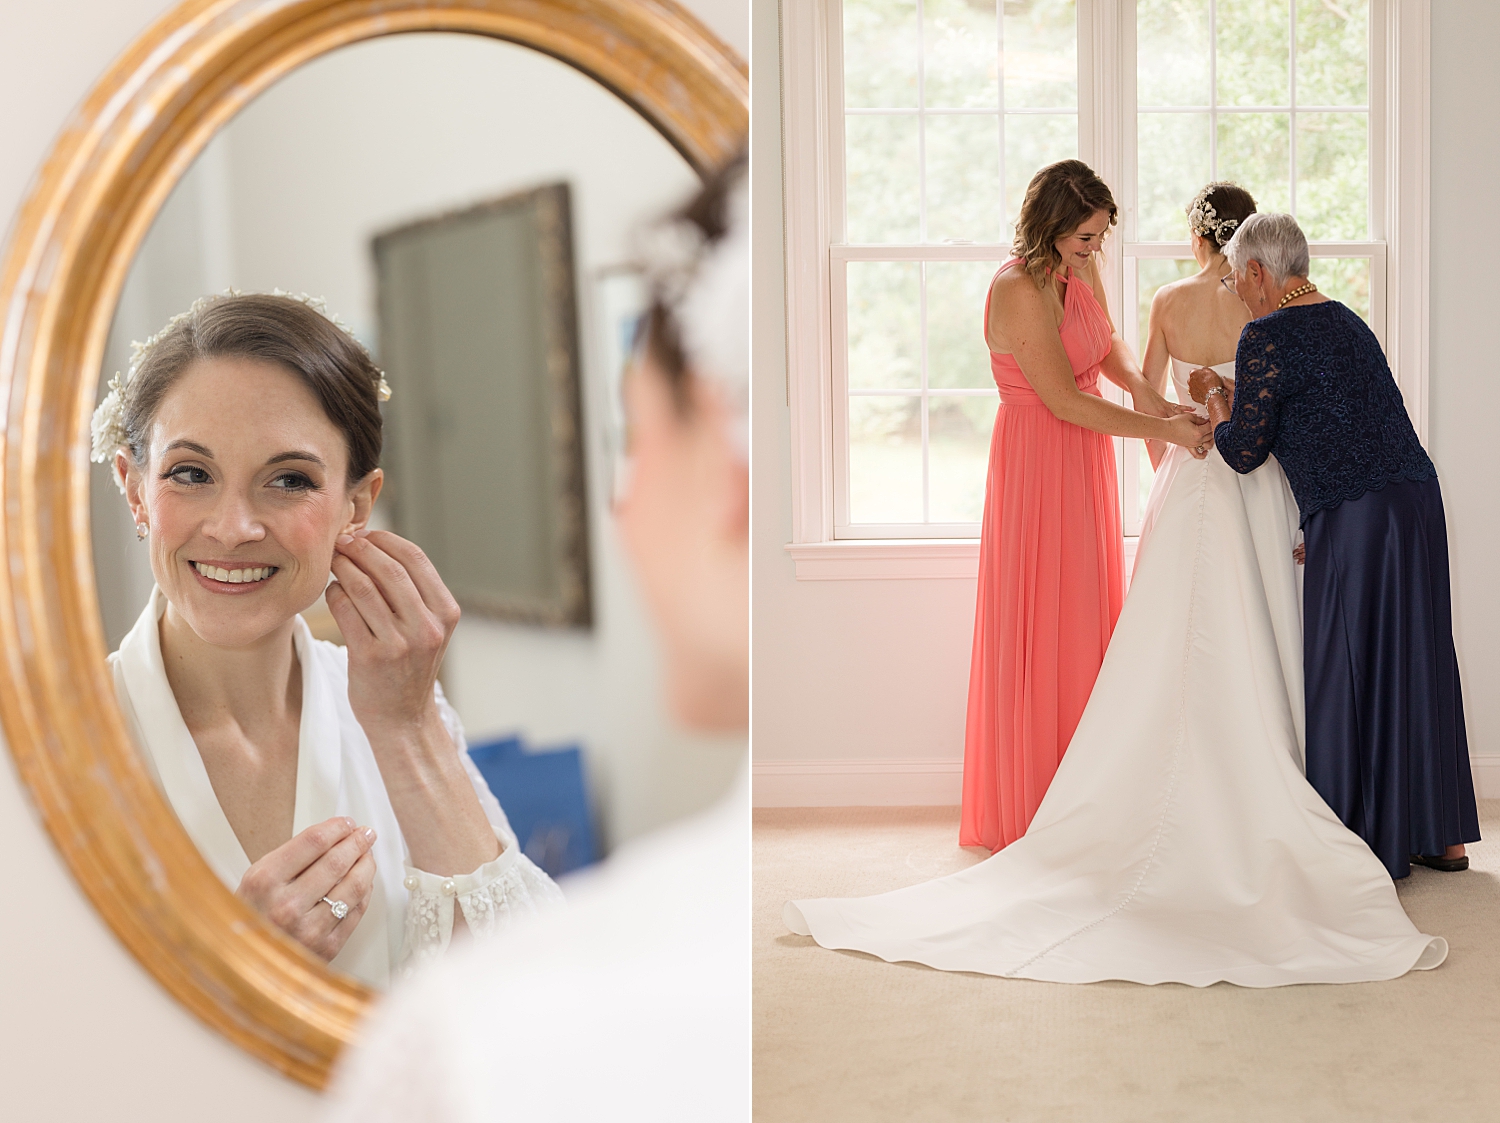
[1223,212,1310,286]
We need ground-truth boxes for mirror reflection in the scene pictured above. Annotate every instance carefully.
[89,32,741,989]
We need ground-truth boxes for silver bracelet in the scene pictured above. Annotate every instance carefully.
[1204,386,1229,404]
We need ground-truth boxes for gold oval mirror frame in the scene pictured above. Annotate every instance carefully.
[0,0,745,1088]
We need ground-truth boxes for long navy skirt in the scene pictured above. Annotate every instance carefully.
[1303,476,1480,879]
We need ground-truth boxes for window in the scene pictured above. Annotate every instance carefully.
[836,0,1080,537]
[1122,0,1383,532]
[783,0,1427,575]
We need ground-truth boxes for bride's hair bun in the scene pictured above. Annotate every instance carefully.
[1187,182,1257,247]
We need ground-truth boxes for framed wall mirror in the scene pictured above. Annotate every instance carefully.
[0,0,744,1088]
[375,182,592,629]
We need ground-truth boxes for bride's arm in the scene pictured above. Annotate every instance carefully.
[395,685,563,974]
[1139,286,1175,469]
[326,531,500,877]
[327,530,562,971]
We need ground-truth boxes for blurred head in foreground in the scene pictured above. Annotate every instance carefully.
[621,152,749,732]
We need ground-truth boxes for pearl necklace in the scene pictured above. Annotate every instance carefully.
[1276,282,1318,310]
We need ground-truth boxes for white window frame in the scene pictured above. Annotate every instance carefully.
[782,0,1430,580]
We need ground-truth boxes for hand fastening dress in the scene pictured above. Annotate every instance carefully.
[961,261,1125,851]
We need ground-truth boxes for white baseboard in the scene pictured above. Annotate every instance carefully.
[753,758,962,807]
[756,754,1500,807]
[1471,755,1500,801]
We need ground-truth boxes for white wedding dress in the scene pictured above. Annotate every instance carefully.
[785,359,1447,986]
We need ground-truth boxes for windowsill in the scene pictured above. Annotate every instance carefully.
[787,537,1141,581]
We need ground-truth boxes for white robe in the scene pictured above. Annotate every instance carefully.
[110,587,562,988]
[324,765,750,1123]
[784,361,1447,987]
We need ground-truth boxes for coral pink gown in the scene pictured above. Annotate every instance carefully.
[959,260,1125,852]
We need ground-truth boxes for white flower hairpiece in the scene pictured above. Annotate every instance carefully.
[1187,183,1242,246]
[268,289,393,403]
[634,172,749,460]
[90,289,391,491]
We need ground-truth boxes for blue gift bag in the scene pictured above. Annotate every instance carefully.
[468,736,597,878]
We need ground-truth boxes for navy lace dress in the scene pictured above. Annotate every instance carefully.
[1215,301,1479,879]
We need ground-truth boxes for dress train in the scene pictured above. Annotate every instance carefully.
[785,425,1446,986]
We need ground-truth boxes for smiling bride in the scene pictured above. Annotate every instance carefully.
[92,291,561,988]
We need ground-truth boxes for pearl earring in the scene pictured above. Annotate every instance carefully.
[135,522,149,540]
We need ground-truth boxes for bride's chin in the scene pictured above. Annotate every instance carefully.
[172,593,298,650]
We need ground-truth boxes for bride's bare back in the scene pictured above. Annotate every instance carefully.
[1139,246,1251,467]
[1142,263,1250,375]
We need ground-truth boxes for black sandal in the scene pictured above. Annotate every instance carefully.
[1409,853,1469,872]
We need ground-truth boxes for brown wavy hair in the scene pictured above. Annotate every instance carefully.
[121,293,384,484]
[1011,160,1118,288]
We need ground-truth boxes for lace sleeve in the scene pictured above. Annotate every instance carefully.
[395,684,565,978]
[1215,322,1286,475]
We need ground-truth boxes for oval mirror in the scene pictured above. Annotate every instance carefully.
[0,0,744,1086]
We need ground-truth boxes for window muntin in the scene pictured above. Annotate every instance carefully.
[1134,0,1371,241]
[837,0,1078,538]
[831,0,1379,540]
[1123,0,1377,533]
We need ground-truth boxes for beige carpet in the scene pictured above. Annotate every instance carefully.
[755,802,1500,1123]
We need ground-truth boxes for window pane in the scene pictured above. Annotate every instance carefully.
[1216,0,1290,107]
[848,262,921,389]
[924,0,998,110]
[849,396,924,522]
[846,114,920,243]
[929,396,998,522]
[1137,0,1209,107]
[844,0,918,108]
[1297,112,1368,239]
[1136,113,1210,240]
[1218,112,1290,214]
[927,115,1002,243]
[927,261,1001,390]
[1004,113,1078,231]
[1296,0,1367,107]
[1136,258,1199,358]
[1003,0,1077,110]
[1307,257,1371,325]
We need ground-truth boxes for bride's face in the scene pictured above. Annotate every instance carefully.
[1055,208,1112,271]
[119,356,380,649]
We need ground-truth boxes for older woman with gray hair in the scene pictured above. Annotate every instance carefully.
[1190,212,1479,880]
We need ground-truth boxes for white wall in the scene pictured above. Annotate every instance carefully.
[1428,2,1500,797]
[752,3,1500,804]
[0,0,744,1119]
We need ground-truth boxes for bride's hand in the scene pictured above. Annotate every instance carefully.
[326,532,500,877]
[237,817,378,961]
[1163,412,1213,458]
[326,529,461,735]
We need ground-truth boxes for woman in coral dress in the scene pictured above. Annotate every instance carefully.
[961,161,1210,851]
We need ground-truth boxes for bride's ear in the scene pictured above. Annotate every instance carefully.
[342,468,384,535]
[117,449,147,524]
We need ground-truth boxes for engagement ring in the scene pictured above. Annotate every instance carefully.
[321,895,350,920]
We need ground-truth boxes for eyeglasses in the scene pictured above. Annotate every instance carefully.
[1220,274,1237,294]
